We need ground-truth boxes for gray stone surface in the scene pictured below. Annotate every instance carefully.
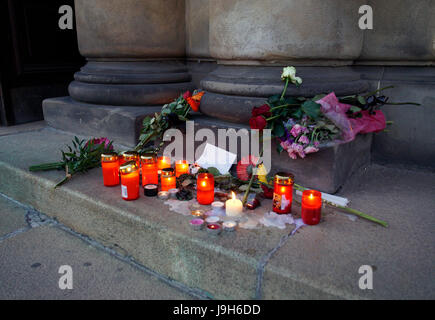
[186,0,210,58]
[0,127,434,299]
[0,223,192,299]
[358,0,435,64]
[263,165,435,299]
[358,66,435,168]
[43,97,162,148]
[0,196,28,237]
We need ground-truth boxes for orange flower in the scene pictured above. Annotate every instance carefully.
[187,91,205,112]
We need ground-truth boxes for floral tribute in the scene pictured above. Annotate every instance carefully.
[249,67,418,159]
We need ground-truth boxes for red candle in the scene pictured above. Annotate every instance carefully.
[157,156,171,173]
[120,161,140,201]
[301,190,322,225]
[141,153,158,186]
[101,152,120,186]
[175,160,189,178]
[197,173,214,205]
[161,168,176,191]
[272,172,294,214]
[120,151,139,167]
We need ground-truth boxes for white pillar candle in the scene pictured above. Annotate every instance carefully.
[225,192,243,217]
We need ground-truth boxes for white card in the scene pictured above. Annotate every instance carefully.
[195,143,237,175]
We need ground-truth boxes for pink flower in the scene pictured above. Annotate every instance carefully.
[290,124,302,137]
[182,91,192,100]
[304,146,319,154]
[291,143,306,158]
[280,140,291,150]
[86,137,113,151]
[287,149,297,159]
[298,135,310,145]
[314,141,320,148]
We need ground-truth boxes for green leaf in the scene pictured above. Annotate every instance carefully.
[301,101,321,119]
[272,122,285,138]
[277,144,284,153]
[206,167,221,177]
[349,105,362,113]
[312,94,326,102]
[292,108,303,119]
[268,95,281,105]
[357,96,367,105]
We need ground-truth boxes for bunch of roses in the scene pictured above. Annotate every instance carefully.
[249,104,271,130]
[280,118,319,159]
[182,90,205,112]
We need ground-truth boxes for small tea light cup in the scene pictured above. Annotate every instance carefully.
[222,220,237,232]
[211,201,225,215]
[191,209,205,218]
[169,188,179,199]
[205,216,220,224]
[189,218,205,231]
[207,223,222,235]
[144,184,158,197]
[158,191,169,200]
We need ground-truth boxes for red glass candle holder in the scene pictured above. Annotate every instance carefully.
[120,161,140,201]
[272,172,294,214]
[301,190,322,225]
[157,156,171,173]
[175,160,189,178]
[101,152,120,186]
[120,151,140,167]
[141,153,158,186]
[197,173,215,205]
[161,168,176,191]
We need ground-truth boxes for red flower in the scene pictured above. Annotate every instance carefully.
[236,155,259,181]
[249,116,267,130]
[261,184,274,199]
[182,91,192,100]
[252,104,271,118]
[186,91,205,112]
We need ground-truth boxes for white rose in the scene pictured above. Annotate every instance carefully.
[281,66,296,81]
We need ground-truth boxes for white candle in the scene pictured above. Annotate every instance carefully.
[225,192,243,217]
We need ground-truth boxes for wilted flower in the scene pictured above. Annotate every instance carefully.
[298,135,310,145]
[304,146,319,154]
[290,124,303,137]
[281,66,303,86]
[85,137,113,151]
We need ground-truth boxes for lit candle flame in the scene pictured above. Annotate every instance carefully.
[231,191,236,200]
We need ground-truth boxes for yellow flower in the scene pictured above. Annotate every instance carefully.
[256,164,268,184]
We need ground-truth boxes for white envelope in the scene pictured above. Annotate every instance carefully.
[195,143,237,174]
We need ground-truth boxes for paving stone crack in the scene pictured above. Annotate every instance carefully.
[0,192,213,300]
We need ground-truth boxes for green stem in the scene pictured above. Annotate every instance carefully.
[270,104,300,112]
[265,115,281,122]
[364,86,394,98]
[29,162,64,172]
[242,148,264,205]
[280,78,289,101]
[54,176,71,189]
[385,102,421,106]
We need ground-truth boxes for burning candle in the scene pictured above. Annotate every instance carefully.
[225,192,243,217]
[120,161,140,201]
[158,191,169,200]
[101,152,120,187]
[196,173,215,205]
[223,221,237,232]
[190,218,205,231]
[157,156,171,173]
[120,151,140,167]
[301,190,322,225]
[191,209,205,218]
[206,223,222,235]
[272,172,294,214]
[141,153,158,186]
[161,168,176,191]
[175,160,189,178]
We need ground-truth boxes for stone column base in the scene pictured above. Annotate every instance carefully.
[200,65,368,124]
[69,61,194,106]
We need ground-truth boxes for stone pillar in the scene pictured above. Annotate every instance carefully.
[69,0,193,105]
[200,0,368,124]
[356,0,435,167]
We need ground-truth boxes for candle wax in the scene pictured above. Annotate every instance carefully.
[226,192,243,217]
[197,173,215,205]
[121,171,140,201]
[175,161,189,178]
[301,191,322,225]
[161,176,176,191]
[142,163,158,186]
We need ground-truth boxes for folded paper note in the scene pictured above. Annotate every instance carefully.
[195,143,237,175]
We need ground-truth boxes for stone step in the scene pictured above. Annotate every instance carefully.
[1,127,433,299]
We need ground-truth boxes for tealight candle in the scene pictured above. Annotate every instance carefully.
[191,209,205,218]
[157,156,171,173]
[205,216,220,224]
[197,173,214,205]
[161,168,176,191]
[206,223,222,235]
[211,201,225,215]
[189,218,205,231]
[223,221,237,232]
[175,160,189,178]
[169,188,179,199]
[301,190,322,225]
[144,184,158,197]
[225,192,243,217]
[272,172,294,214]
[141,153,158,186]
[101,152,120,186]
[158,191,169,200]
[120,161,140,201]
